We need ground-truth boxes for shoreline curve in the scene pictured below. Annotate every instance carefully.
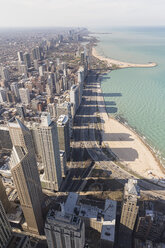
[92,47,157,69]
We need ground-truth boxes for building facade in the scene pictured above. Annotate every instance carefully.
[8,119,44,234]
[45,208,85,248]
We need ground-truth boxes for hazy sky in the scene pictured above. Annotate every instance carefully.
[1,0,165,28]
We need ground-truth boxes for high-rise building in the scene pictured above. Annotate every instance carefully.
[56,102,72,138]
[36,46,42,60]
[10,82,20,101]
[19,88,30,105]
[33,60,39,70]
[47,103,56,118]
[17,51,24,62]
[0,200,12,247]
[70,85,80,117]
[8,119,44,234]
[33,113,62,191]
[120,179,140,233]
[32,48,37,60]
[45,207,85,248]
[39,65,44,76]
[46,75,54,97]
[57,115,70,160]
[0,67,10,82]
[0,88,7,103]
[19,63,28,77]
[23,53,31,68]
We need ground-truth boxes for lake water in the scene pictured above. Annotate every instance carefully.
[93,27,165,165]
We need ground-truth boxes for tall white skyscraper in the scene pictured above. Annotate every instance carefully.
[33,113,62,191]
[17,51,24,62]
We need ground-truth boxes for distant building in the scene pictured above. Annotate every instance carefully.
[17,51,24,62]
[8,119,44,234]
[45,207,85,248]
[0,67,10,82]
[47,103,56,118]
[33,59,39,70]
[10,82,20,101]
[56,102,72,138]
[19,88,30,105]
[57,115,70,160]
[120,179,140,233]
[70,84,80,117]
[23,52,31,68]
[39,65,44,77]
[18,63,28,77]
[0,87,7,103]
[16,104,26,118]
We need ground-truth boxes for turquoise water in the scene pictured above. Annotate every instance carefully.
[93,28,165,165]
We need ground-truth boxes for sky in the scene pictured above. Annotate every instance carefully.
[0,0,165,28]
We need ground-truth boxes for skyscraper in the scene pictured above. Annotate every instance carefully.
[10,82,20,101]
[19,88,30,105]
[0,200,12,247]
[70,85,80,117]
[23,52,31,68]
[0,88,7,103]
[120,179,140,233]
[8,119,44,234]
[57,115,70,160]
[17,51,24,62]
[0,67,10,82]
[33,113,62,191]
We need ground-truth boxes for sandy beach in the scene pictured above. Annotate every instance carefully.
[97,84,164,180]
[92,47,157,69]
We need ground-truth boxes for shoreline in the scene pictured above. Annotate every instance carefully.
[92,47,157,69]
[96,76,165,180]
[115,114,165,169]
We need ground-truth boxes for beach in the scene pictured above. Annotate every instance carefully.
[96,84,164,180]
[91,43,164,180]
[92,47,157,69]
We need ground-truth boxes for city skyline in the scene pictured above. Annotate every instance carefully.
[0,0,165,28]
